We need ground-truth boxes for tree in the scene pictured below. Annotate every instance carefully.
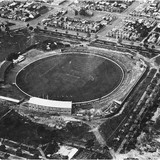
[16,147,23,156]
[138,43,143,53]
[4,153,10,159]
[85,139,94,148]
[26,23,30,27]
[44,140,59,155]
[65,30,68,34]
[95,34,98,39]
[34,26,40,33]
[0,144,6,152]
[74,9,78,16]
[5,25,10,33]
[44,26,47,30]
[143,43,148,49]
[79,7,86,16]
[37,126,47,138]
[6,52,19,61]
[76,32,79,37]
[29,26,33,31]
[117,37,122,44]
[33,153,39,159]
[151,45,155,50]
[66,122,72,132]
[4,24,12,37]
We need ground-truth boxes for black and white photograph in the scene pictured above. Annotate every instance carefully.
[0,0,160,159]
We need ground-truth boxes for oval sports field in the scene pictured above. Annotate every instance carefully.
[16,53,124,103]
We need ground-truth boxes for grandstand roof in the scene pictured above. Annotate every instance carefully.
[0,96,20,103]
[28,97,72,109]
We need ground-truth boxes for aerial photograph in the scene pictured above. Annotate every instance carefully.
[0,0,160,159]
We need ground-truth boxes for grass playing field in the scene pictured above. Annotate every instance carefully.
[16,53,123,103]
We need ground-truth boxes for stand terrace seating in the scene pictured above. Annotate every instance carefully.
[0,61,12,83]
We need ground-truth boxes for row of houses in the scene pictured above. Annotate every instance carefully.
[107,29,140,41]
[82,0,134,13]
[0,1,48,22]
[106,18,156,41]
[42,16,104,33]
[130,1,160,19]
[147,32,160,45]
[145,22,160,45]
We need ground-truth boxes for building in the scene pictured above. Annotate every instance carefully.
[27,97,72,115]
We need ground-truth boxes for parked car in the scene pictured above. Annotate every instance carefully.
[13,55,25,64]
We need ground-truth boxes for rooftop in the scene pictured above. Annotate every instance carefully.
[28,97,72,108]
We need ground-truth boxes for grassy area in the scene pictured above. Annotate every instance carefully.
[0,110,52,146]
[0,108,95,146]
[0,102,94,147]
[0,29,30,62]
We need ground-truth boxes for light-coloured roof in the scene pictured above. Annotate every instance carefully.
[57,145,78,160]
[28,97,72,109]
[0,96,20,103]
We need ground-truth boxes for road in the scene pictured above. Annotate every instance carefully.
[90,126,106,147]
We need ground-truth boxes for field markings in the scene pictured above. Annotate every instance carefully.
[65,73,80,79]
[39,64,57,78]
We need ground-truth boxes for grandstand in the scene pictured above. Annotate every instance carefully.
[26,97,72,115]
[0,96,20,103]
[0,61,13,83]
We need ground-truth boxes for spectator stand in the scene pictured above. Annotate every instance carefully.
[0,61,13,83]
[81,0,135,13]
